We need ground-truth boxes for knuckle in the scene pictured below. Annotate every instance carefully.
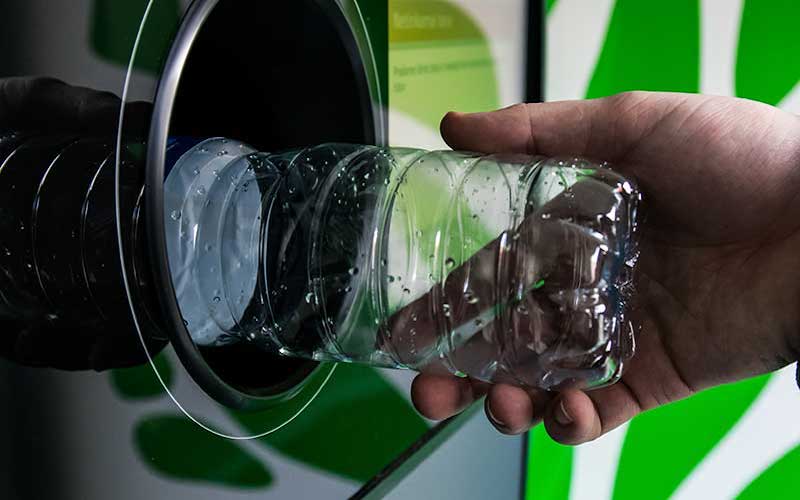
[607,90,648,108]
[23,76,65,97]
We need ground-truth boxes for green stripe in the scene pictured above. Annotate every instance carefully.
[612,375,770,500]
[586,0,700,98]
[736,0,800,105]
[737,441,800,499]
[525,426,573,500]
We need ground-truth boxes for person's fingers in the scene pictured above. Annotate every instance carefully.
[411,373,483,420]
[0,77,151,135]
[542,383,643,445]
[440,92,686,162]
[485,384,554,435]
[441,99,611,157]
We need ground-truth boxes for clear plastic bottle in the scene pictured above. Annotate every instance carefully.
[166,138,641,391]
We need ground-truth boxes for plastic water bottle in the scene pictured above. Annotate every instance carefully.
[167,138,641,391]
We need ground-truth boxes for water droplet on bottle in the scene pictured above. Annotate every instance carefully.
[411,313,418,322]
[182,319,189,326]
[415,229,423,237]
[474,318,483,327]
[213,296,221,303]
[387,275,395,283]
[402,287,411,295]
[381,258,387,267]
[348,267,359,276]
[305,292,315,304]
[383,177,391,185]
[2,248,9,257]
[445,257,455,269]
[464,290,479,304]
[344,286,352,293]
[442,303,451,317]
[516,304,529,315]
[541,213,551,220]
[170,210,181,221]
[204,244,212,252]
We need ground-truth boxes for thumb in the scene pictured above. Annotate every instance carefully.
[440,95,630,160]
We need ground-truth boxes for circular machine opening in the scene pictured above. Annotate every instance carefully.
[156,0,377,408]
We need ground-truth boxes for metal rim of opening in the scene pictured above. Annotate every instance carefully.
[139,0,380,410]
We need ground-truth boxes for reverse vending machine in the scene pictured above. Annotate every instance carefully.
[0,1,543,498]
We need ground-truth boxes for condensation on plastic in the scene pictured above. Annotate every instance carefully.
[115,0,341,440]
[166,139,641,392]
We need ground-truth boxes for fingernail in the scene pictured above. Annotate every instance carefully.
[486,403,510,432]
[443,110,466,122]
[555,399,573,426]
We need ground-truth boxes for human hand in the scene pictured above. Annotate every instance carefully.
[0,77,154,370]
[0,76,149,134]
[411,91,800,443]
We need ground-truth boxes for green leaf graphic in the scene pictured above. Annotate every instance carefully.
[525,425,573,500]
[110,352,173,400]
[613,374,771,500]
[91,0,180,74]
[135,415,273,489]
[389,0,499,130]
[736,0,800,106]
[737,441,800,499]
[586,0,700,98]
[546,0,558,13]
[357,0,389,107]
[233,365,428,482]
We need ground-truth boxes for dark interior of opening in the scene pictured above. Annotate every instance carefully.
[167,0,375,400]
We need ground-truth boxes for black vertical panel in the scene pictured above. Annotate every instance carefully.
[521,2,544,498]
[525,0,545,103]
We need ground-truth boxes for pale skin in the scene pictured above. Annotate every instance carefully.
[410,91,800,444]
